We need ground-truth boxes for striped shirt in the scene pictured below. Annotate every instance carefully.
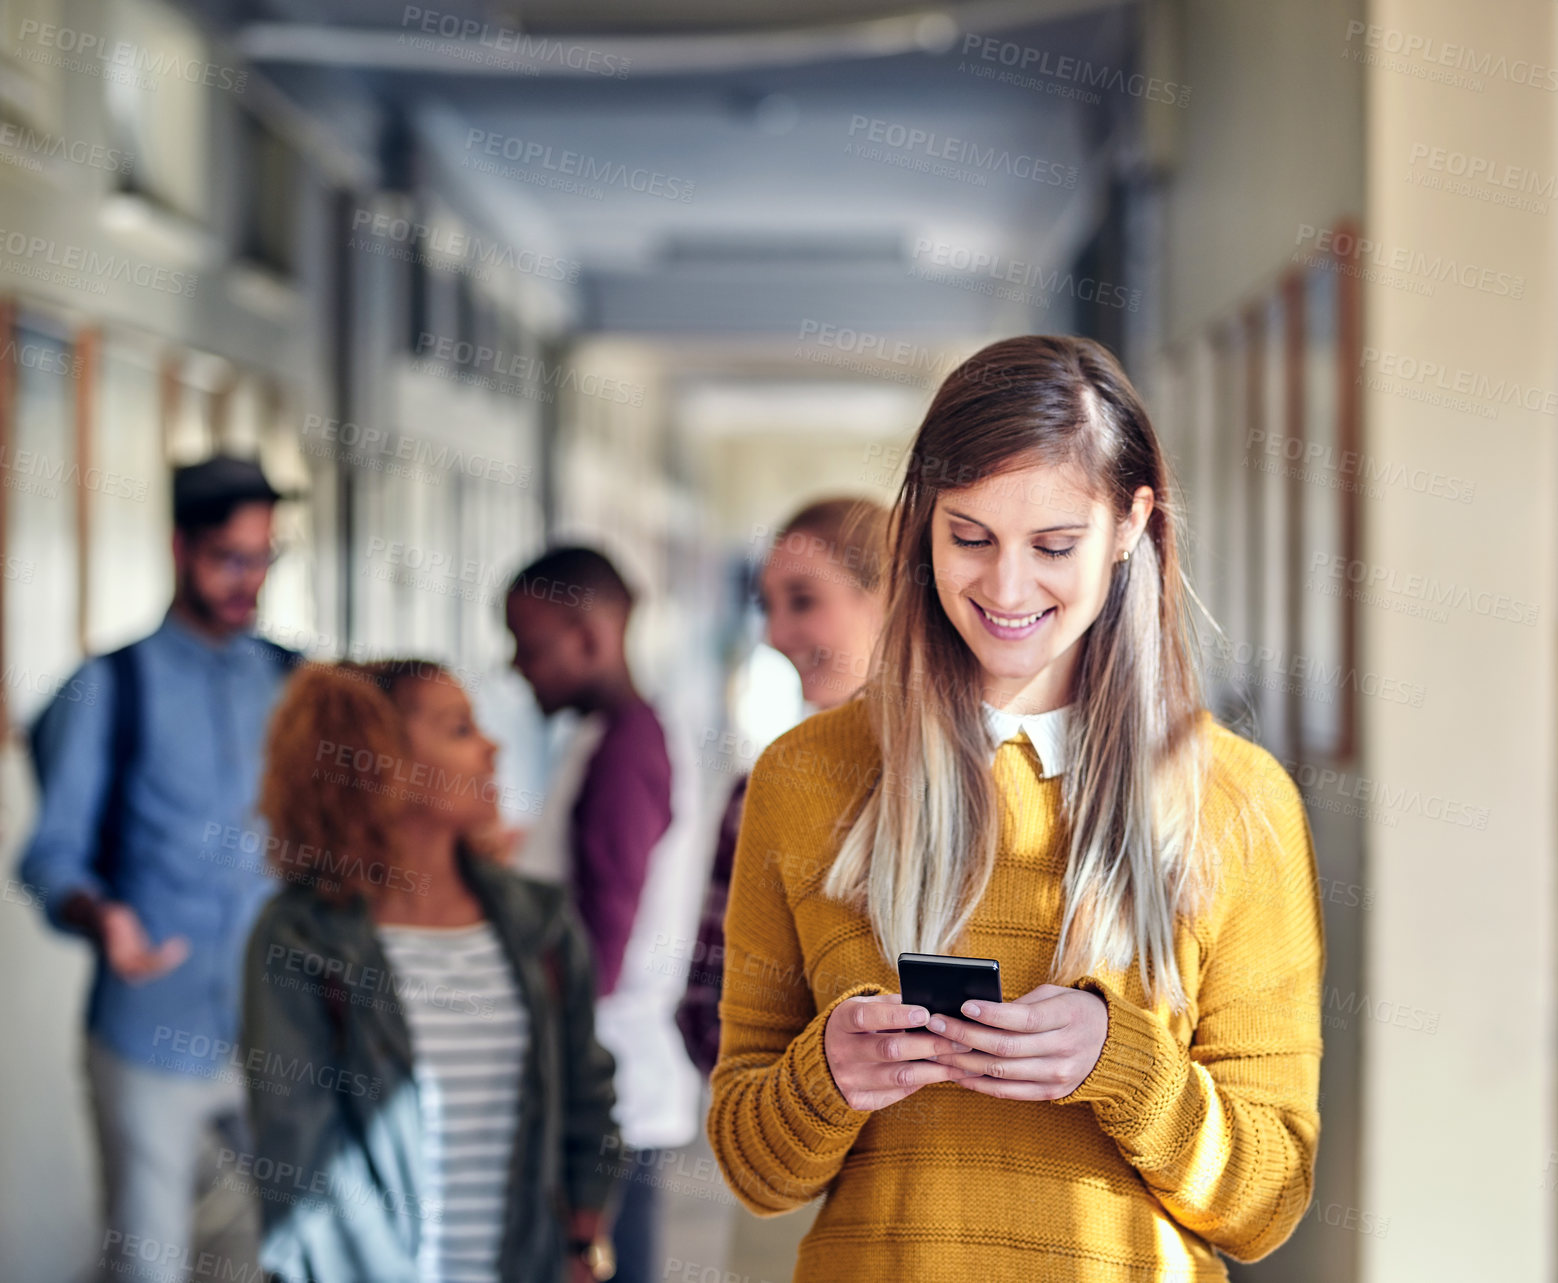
[376,920,528,1283]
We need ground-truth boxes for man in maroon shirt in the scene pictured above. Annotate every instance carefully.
[505,546,677,1283]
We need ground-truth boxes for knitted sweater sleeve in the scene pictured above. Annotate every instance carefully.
[1057,750,1326,1262]
[706,750,882,1215]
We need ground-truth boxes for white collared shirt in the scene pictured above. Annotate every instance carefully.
[981,701,1073,778]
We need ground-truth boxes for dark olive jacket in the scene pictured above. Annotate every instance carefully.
[241,850,620,1283]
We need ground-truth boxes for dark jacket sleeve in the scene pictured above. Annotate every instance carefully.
[569,702,673,995]
[242,900,418,1283]
[555,902,623,1212]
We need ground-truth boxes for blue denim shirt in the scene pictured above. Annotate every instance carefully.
[19,610,294,1076]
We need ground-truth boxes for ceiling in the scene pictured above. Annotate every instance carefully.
[202,0,1142,340]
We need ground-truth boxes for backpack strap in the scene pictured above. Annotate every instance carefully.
[91,644,140,893]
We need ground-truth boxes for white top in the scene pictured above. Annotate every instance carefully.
[511,711,608,886]
[376,920,528,1283]
[981,700,1074,777]
[517,707,704,1152]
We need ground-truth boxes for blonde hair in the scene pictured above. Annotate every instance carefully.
[772,496,890,595]
[822,336,1212,1011]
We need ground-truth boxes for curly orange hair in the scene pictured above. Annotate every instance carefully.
[257,659,449,904]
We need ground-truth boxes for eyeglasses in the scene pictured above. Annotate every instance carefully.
[200,546,283,578]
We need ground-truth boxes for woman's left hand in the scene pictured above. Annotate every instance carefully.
[927,983,1109,1100]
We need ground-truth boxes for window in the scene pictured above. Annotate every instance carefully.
[0,0,63,134]
[105,0,211,225]
[237,109,298,277]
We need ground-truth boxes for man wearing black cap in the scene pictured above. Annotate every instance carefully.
[20,454,300,1283]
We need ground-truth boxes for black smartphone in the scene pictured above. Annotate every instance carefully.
[896,952,1003,1019]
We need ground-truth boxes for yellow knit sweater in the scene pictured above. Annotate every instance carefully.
[708,697,1324,1282]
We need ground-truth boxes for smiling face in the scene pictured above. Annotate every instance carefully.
[397,674,502,835]
[760,538,885,709]
[930,460,1153,714]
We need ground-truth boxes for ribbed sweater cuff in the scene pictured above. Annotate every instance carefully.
[787,981,887,1131]
[1055,975,1188,1135]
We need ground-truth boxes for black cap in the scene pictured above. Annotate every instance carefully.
[172,454,289,530]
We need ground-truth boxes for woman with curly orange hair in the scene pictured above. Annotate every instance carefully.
[241,659,621,1283]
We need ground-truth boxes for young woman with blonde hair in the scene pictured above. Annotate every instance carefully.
[708,336,1324,1281]
[676,494,890,1072]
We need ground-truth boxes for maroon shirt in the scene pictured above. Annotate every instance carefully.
[569,697,673,996]
[674,774,748,1076]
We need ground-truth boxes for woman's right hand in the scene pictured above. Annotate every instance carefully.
[822,993,977,1112]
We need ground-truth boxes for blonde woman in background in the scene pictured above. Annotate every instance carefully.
[675,497,888,1276]
[708,336,1324,1282]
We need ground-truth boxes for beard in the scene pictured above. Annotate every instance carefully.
[178,566,258,632]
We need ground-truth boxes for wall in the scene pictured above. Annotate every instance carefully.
[1160,0,1366,342]
[1149,2,1368,1280]
[1359,1,1557,1277]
